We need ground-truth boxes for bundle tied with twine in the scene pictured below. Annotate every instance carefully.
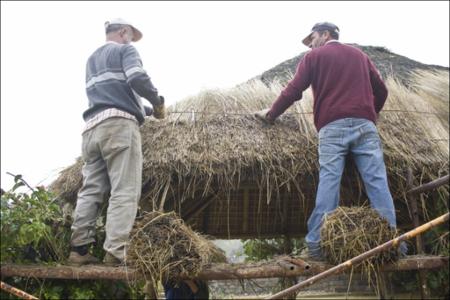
[320,206,401,267]
[320,206,403,293]
[126,211,226,288]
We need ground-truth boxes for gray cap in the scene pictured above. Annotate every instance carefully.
[302,22,340,47]
[104,18,143,42]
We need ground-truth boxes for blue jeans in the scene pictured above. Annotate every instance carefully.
[305,118,397,256]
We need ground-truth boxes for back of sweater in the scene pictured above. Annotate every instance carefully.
[268,41,388,131]
[84,42,160,125]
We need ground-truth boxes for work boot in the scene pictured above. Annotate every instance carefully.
[67,251,100,266]
[67,244,99,266]
[103,252,124,267]
[298,247,325,262]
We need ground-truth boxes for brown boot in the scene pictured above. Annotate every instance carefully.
[298,248,325,262]
[103,252,124,267]
[67,251,100,266]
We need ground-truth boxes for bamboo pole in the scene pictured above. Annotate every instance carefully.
[1,281,38,300]
[266,212,450,299]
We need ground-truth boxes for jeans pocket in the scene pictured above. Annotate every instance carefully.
[81,130,94,161]
[319,127,342,144]
[358,123,381,150]
[101,122,133,154]
[319,142,339,155]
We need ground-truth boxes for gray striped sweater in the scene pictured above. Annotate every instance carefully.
[84,41,161,125]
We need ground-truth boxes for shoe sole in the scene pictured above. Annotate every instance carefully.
[103,261,124,267]
[67,260,100,266]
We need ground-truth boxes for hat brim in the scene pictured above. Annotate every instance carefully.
[130,26,143,42]
[302,32,313,47]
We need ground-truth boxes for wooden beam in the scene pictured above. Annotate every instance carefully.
[1,255,447,281]
[0,264,137,281]
[202,200,210,232]
[203,229,308,240]
[282,191,290,234]
[242,188,249,233]
[406,167,430,299]
[183,194,217,223]
[407,174,449,195]
[380,255,449,272]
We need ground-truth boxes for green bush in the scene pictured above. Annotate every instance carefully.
[0,175,144,299]
[1,174,69,263]
[242,237,304,262]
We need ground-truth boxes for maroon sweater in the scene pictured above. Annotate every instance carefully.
[267,41,388,131]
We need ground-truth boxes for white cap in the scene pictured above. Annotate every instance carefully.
[104,18,143,42]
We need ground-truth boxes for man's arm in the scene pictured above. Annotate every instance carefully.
[122,45,163,107]
[266,53,313,121]
[368,58,388,113]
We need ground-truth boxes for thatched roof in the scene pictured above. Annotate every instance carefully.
[255,45,449,87]
[51,45,449,239]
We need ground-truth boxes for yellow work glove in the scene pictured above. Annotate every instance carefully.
[254,108,274,124]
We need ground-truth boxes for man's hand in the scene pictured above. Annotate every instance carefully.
[153,95,166,119]
[184,280,199,294]
[254,108,274,124]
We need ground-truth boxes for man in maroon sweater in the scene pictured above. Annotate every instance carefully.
[257,22,405,260]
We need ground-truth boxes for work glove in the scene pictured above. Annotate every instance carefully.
[254,108,274,124]
[153,95,166,119]
[144,106,153,117]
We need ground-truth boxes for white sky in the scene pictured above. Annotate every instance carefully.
[1,1,449,191]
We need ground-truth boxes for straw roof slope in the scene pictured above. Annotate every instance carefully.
[51,46,449,239]
[255,45,449,87]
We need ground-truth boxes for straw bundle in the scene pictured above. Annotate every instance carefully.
[320,206,400,266]
[126,211,226,286]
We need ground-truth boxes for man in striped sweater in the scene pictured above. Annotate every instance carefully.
[256,22,406,260]
[68,18,165,266]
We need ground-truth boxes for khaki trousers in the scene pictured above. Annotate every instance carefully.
[71,117,142,260]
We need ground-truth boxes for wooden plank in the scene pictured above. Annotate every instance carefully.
[1,255,447,281]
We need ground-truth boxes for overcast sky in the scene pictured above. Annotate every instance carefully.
[1,1,449,191]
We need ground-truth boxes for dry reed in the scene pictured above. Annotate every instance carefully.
[50,70,449,235]
[320,206,401,295]
[320,206,400,266]
[126,211,226,287]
